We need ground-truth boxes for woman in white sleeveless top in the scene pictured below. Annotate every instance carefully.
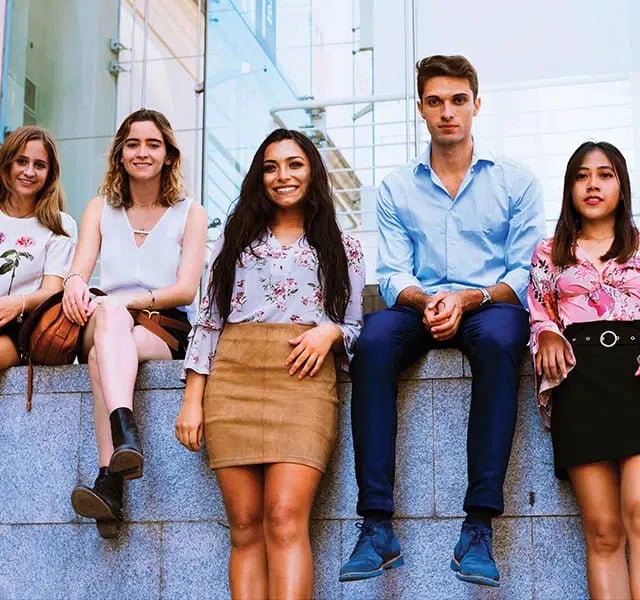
[61,109,207,538]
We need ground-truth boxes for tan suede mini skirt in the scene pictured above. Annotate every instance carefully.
[203,322,338,472]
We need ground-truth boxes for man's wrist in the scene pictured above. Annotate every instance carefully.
[459,288,486,311]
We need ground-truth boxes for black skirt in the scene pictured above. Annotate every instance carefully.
[551,320,640,479]
[156,308,190,360]
[0,319,25,364]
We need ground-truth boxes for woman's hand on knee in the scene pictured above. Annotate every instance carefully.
[536,330,575,382]
[175,397,204,451]
[286,323,341,379]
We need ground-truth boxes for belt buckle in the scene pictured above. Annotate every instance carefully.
[599,330,619,348]
[142,309,160,319]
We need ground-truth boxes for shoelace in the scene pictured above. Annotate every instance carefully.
[463,527,493,558]
[355,521,377,538]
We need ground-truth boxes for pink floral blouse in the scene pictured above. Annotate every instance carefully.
[183,231,366,376]
[528,237,640,426]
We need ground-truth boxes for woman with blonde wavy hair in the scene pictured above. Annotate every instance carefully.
[63,109,207,538]
[0,125,76,368]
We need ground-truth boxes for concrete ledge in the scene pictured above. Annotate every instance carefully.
[0,353,587,599]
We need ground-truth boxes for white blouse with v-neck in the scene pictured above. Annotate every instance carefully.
[99,197,194,320]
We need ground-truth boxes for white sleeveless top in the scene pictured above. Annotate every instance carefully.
[99,197,195,321]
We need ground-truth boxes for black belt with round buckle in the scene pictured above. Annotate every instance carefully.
[599,330,619,348]
[568,329,639,347]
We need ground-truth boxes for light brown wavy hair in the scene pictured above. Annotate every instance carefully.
[99,108,184,208]
[0,126,68,236]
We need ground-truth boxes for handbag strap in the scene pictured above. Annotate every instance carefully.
[129,310,186,352]
[26,360,33,411]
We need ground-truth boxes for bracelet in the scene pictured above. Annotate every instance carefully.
[63,272,85,289]
[147,289,156,309]
[17,294,26,323]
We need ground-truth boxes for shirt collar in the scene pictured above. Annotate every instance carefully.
[414,138,496,174]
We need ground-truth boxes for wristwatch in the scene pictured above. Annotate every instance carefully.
[479,287,492,306]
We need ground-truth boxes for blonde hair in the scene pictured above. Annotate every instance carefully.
[0,126,68,236]
[99,108,185,208]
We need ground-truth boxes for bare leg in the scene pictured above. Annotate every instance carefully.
[569,460,631,599]
[0,335,20,369]
[263,462,323,600]
[90,303,140,413]
[216,465,268,600]
[619,454,640,598]
[87,346,113,467]
[82,304,170,465]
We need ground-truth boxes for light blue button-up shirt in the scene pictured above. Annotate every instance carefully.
[377,142,545,308]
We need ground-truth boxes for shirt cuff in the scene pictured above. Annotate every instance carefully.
[381,274,423,307]
[499,270,529,307]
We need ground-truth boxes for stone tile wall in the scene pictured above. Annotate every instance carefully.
[0,355,587,599]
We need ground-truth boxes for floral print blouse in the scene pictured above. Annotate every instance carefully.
[528,237,640,426]
[0,211,77,297]
[183,231,366,376]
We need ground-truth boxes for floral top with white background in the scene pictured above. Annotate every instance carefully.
[183,231,366,376]
[0,211,77,296]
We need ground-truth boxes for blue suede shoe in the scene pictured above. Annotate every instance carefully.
[450,522,500,587]
[339,520,404,582]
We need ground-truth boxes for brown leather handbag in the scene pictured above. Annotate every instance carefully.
[18,288,105,410]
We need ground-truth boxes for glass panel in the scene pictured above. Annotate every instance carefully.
[2,0,119,220]
[116,0,205,200]
[415,0,640,234]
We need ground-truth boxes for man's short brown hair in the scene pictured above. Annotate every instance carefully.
[415,55,479,100]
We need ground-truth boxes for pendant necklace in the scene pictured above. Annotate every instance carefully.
[131,201,158,236]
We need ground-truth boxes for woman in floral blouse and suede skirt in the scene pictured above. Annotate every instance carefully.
[528,141,640,598]
[175,129,365,600]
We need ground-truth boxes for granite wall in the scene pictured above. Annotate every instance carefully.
[0,353,587,600]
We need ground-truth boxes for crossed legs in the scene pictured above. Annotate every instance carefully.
[82,302,171,466]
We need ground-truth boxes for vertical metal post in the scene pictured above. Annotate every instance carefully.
[405,0,419,159]
[141,0,150,107]
[194,0,204,203]
[0,0,14,137]
[129,0,137,113]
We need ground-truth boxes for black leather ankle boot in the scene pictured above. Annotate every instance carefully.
[108,407,144,480]
[71,467,124,539]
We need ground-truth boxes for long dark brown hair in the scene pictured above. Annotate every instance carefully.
[209,128,351,322]
[552,141,638,266]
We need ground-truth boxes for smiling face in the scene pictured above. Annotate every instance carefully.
[9,140,49,204]
[262,139,311,213]
[120,120,169,182]
[572,148,621,227]
[417,75,480,148]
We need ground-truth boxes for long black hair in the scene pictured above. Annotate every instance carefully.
[552,141,637,266]
[209,128,351,322]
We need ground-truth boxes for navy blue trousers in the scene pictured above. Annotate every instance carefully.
[350,302,529,516]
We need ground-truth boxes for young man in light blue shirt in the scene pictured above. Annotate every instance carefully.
[339,55,545,588]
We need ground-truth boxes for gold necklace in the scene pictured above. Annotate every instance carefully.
[129,203,159,236]
[1,203,35,219]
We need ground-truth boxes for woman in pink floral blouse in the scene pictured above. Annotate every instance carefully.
[0,126,76,368]
[528,141,640,598]
[175,128,365,599]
